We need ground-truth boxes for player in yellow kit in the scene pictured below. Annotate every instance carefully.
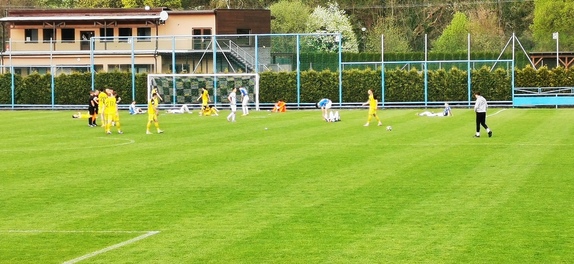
[104,90,122,134]
[97,88,109,128]
[150,86,163,101]
[362,89,382,127]
[196,87,210,116]
[146,93,163,134]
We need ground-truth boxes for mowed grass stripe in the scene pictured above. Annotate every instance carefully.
[1,109,574,263]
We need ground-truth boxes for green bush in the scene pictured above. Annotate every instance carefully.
[0,66,572,106]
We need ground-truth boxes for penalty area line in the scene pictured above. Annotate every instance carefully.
[60,230,160,264]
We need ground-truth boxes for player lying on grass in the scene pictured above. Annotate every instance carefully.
[418,103,453,117]
[72,112,90,119]
[166,104,193,114]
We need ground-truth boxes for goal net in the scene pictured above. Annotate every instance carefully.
[147,73,260,110]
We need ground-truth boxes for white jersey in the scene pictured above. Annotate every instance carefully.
[474,95,488,113]
[228,91,237,105]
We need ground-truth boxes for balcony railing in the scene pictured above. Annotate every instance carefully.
[1,36,252,54]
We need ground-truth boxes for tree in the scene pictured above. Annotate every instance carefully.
[498,1,534,37]
[304,1,358,53]
[269,0,310,53]
[367,16,411,53]
[468,7,506,52]
[122,0,143,8]
[531,0,574,51]
[143,0,182,9]
[431,12,469,53]
[270,0,310,34]
[76,0,123,7]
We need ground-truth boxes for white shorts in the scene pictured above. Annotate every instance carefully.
[231,105,237,112]
[324,101,332,109]
[242,96,249,105]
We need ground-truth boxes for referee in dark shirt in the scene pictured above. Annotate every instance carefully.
[88,90,98,127]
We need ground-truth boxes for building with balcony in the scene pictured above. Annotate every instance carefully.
[0,8,271,75]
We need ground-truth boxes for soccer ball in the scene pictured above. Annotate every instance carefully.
[386,125,392,131]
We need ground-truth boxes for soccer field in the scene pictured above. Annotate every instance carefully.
[1,108,573,263]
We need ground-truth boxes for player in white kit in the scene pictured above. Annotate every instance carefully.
[239,86,249,116]
[227,88,237,122]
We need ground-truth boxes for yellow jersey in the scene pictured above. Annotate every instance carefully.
[98,92,108,109]
[368,94,377,110]
[201,90,209,105]
[104,96,117,115]
[148,98,158,115]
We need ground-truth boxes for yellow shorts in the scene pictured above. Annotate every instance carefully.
[105,113,118,122]
[148,113,157,122]
[368,108,377,116]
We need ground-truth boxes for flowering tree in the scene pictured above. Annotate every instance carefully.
[303,2,358,53]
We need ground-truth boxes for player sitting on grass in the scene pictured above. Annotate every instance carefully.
[272,100,286,112]
[202,105,219,116]
[327,110,341,122]
[129,101,146,115]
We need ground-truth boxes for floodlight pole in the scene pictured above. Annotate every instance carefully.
[424,34,428,107]
[337,33,342,106]
[553,32,559,68]
[381,34,385,107]
[467,33,471,107]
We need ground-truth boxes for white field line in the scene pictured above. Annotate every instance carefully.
[62,231,160,264]
[1,230,160,263]
[0,137,135,153]
[488,108,507,117]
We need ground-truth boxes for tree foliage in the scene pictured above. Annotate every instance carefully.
[432,12,469,53]
[304,2,358,52]
[531,0,574,51]
[270,0,309,34]
[0,0,559,56]
[468,7,506,52]
[368,16,411,53]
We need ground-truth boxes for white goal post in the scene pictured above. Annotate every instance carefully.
[147,73,260,110]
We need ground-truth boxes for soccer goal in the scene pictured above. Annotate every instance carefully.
[147,73,260,110]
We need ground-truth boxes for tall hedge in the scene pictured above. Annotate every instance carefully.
[0,66,572,106]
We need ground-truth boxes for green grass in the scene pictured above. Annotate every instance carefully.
[1,108,574,263]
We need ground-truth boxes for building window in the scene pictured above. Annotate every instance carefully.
[236,28,251,46]
[119,28,132,43]
[61,28,75,43]
[137,27,151,42]
[99,28,114,42]
[25,29,38,43]
[43,29,55,43]
[192,28,212,50]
